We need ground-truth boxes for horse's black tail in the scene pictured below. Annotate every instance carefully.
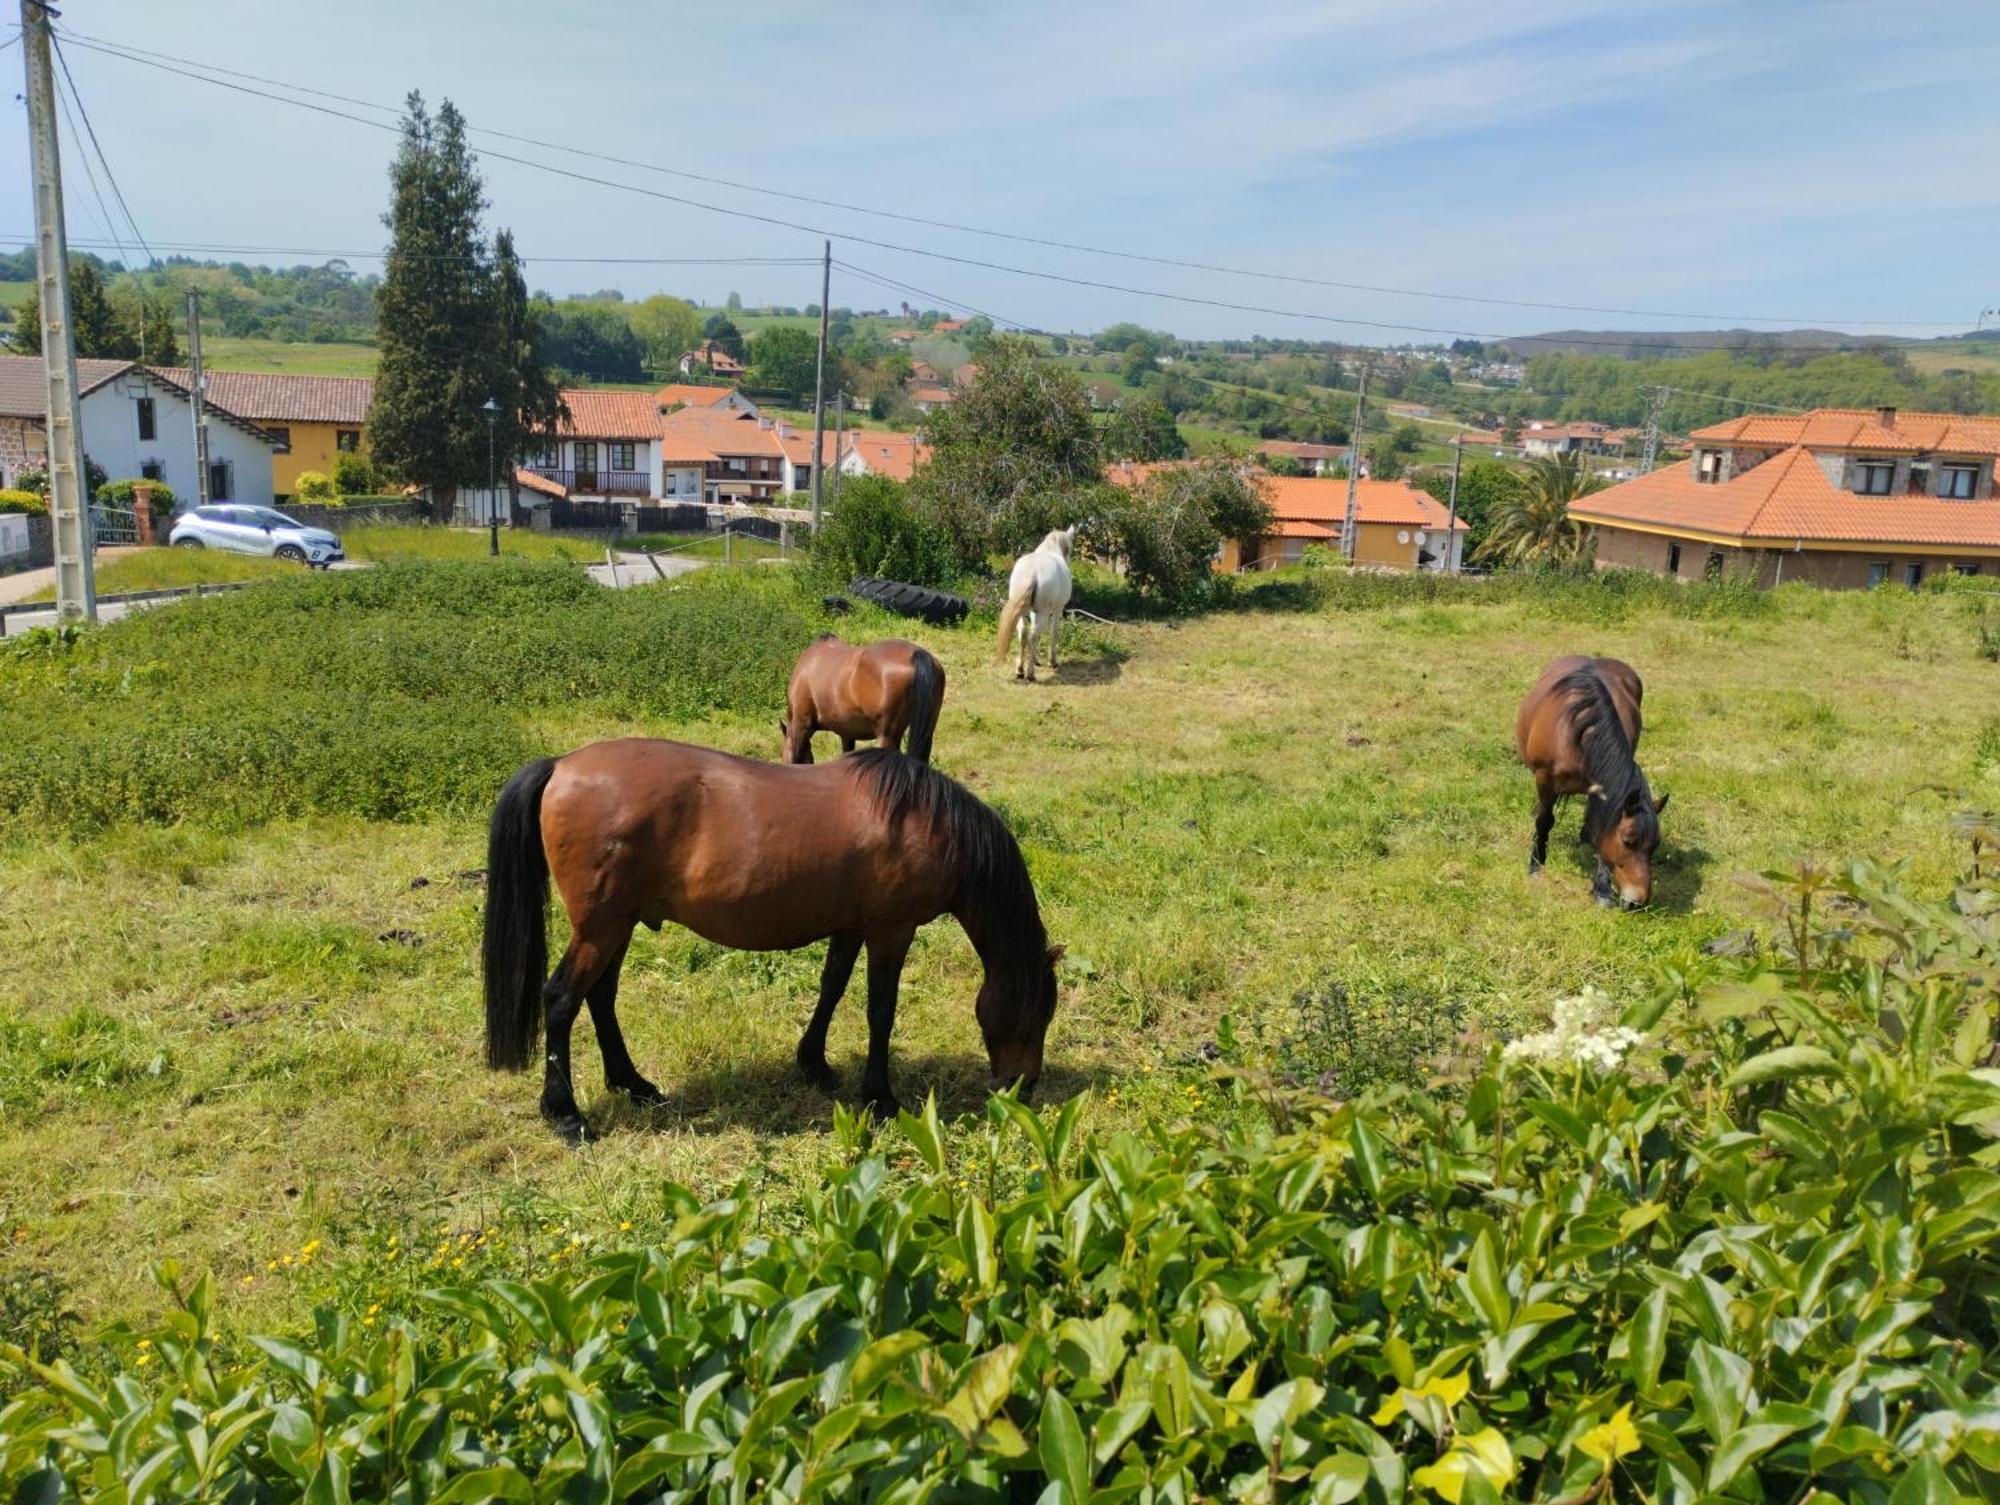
[905,648,946,763]
[483,757,556,1071]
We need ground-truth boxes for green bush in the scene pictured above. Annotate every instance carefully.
[0,563,819,831]
[329,450,375,495]
[811,474,957,589]
[94,478,177,510]
[0,488,46,515]
[5,850,1998,1498]
[292,471,336,503]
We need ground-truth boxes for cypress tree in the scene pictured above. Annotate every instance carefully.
[487,229,567,514]
[368,94,494,519]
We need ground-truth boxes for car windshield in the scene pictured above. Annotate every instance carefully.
[252,509,305,529]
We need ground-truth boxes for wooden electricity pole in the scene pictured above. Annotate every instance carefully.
[809,240,831,528]
[20,0,94,622]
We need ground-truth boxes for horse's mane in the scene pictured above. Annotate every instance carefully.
[849,750,1051,1014]
[1557,664,1656,845]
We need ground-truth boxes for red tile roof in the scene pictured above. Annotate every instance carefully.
[558,389,666,439]
[0,355,133,416]
[909,384,954,405]
[658,406,780,463]
[1691,407,2000,457]
[149,368,373,424]
[656,383,736,410]
[842,430,928,481]
[1572,446,2000,549]
[516,467,566,499]
[1262,475,1469,531]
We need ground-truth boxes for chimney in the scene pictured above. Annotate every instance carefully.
[757,416,774,430]
[1877,405,1897,429]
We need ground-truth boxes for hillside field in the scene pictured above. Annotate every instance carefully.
[3,563,1998,1334]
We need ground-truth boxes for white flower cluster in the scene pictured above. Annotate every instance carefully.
[1503,986,1646,1071]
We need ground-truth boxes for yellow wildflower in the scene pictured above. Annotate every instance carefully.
[1578,1404,1641,1467]
[1413,1429,1515,1503]
[619,1221,632,1232]
[1372,1369,1471,1426]
[136,1339,151,1350]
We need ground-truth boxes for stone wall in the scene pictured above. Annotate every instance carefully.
[0,513,55,577]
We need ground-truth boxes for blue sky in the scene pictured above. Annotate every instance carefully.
[4,0,1996,342]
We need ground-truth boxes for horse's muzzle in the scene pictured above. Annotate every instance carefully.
[993,1072,1038,1104]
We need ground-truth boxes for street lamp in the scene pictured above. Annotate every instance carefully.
[481,398,501,557]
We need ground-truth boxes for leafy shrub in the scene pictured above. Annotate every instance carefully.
[1233,971,1468,1097]
[811,474,957,589]
[6,852,1998,1498]
[0,488,46,515]
[329,449,375,495]
[292,470,336,502]
[13,456,108,498]
[0,563,819,831]
[95,478,177,510]
[1095,457,1271,608]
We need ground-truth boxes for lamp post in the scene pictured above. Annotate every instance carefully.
[481,398,501,557]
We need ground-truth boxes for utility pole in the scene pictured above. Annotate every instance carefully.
[809,239,831,529]
[21,0,94,622]
[830,387,845,508]
[187,289,211,505]
[1339,361,1370,561]
[1640,385,1667,475]
[1443,435,1464,574]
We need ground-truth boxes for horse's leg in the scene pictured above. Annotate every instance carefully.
[584,935,665,1109]
[797,933,861,1093]
[1047,610,1061,669]
[840,735,856,754]
[1022,614,1039,684]
[540,917,632,1144]
[858,929,915,1120]
[1529,780,1555,876]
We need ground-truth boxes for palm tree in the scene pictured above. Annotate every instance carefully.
[1475,450,1607,568]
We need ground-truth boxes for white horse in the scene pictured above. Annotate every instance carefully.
[994,526,1075,682]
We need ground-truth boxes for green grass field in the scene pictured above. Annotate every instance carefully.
[3,564,1998,1332]
[196,336,380,377]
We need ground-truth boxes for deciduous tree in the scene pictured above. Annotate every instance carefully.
[631,294,702,377]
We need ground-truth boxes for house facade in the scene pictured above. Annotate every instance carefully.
[523,390,669,499]
[152,369,371,499]
[839,430,928,482]
[656,383,758,416]
[1222,475,1468,572]
[1518,420,1612,457]
[0,356,277,507]
[1254,439,1346,476]
[1570,405,2000,587]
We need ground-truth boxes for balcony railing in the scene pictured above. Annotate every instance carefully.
[525,467,651,496]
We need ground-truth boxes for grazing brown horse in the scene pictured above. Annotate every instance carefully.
[482,740,1060,1143]
[782,635,946,764]
[1516,655,1668,909]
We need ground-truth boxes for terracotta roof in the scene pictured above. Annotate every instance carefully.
[774,422,843,466]
[557,388,666,439]
[1691,407,2000,457]
[1104,458,1207,489]
[149,368,373,424]
[932,319,967,333]
[1273,519,1339,540]
[841,430,928,481]
[909,384,954,405]
[658,406,781,463]
[1256,439,1346,461]
[655,383,735,410]
[1572,447,2000,549]
[953,362,980,388]
[1262,475,1469,531]
[0,355,135,416]
[516,467,566,499]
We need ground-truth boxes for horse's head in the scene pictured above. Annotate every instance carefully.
[1593,787,1668,909]
[1051,526,1076,559]
[978,942,1062,1097]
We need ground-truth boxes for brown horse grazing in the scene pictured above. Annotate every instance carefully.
[482,740,1060,1143]
[1516,655,1668,909]
[781,635,946,764]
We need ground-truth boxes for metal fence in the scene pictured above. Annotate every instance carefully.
[547,499,625,531]
[89,504,140,545]
[634,503,709,533]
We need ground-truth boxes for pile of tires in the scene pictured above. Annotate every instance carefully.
[849,577,970,626]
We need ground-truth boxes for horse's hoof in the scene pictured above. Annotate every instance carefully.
[621,1078,669,1110]
[549,1114,594,1147]
[1527,861,1543,878]
[865,1093,903,1123]
[797,1055,841,1094]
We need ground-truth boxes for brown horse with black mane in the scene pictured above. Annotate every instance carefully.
[482,740,1059,1142]
[782,636,945,764]
[1516,655,1668,909]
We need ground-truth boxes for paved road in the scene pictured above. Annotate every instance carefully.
[588,550,706,588]
[0,546,148,606]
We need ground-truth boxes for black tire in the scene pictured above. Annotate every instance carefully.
[174,537,204,549]
[274,544,306,564]
[849,577,969,627]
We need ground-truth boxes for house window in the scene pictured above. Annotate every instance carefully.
[1904,562,1925,588]
[1855,460,1896,495]
[208,459,233,501]
[1696,450,1723,485]
[140,460,163,481]
[609,442,636,471]
[267,426,291,454]
[1941,464,1979,499]
[728,456,746,472]
[135,397,155,441]
[335,429,361,453]
[1666,542,1682,576]
[1953,563,1982,577]
[1866,560,1889,589]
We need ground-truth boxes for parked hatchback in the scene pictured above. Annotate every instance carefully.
[168,505,345,567]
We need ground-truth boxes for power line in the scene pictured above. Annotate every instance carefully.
[51,25,1976,332]
[50,66,131,273]
[11,234,820,268]
[50,34,160,270]
[834,259,1029,331]
[45,31,1979,353]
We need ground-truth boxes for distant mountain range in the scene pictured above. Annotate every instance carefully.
[1500,328,1993,359]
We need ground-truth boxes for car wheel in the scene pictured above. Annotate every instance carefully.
[175,536,204,549]
[274,544,307,563]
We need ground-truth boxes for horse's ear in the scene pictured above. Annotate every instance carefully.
[1046,943,1066,968]
[1654,792,1670,814]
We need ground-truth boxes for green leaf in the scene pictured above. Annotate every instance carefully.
[1723,1045,1840,1089]
[1706,1421,1799,1492]
[940,1342,1023,1440]
[732,1376,814,1479]
[1626,1287,1668,1396]
[848,1332,928,1400]
[1311,1453,1373,1505]
[1687,1340,1750,1443]
[897,1095,946,1174]
[1251,1377,1325,1456]
[1463,1231,1510,1331]
[958,1198,999,1292]
[758,1286,840,1377]
[1521,1098,1591,1150]
[433,1466,534,1504]
[1039,1388,1090,1502]
[1889,1455,1956,1505]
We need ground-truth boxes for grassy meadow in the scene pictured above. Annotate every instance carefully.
[3,560,1998,1339]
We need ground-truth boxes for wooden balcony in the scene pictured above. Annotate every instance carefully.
[525,467,651,496]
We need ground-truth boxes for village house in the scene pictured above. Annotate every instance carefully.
[521,389,668,501]
[656,406,808,504]
[678,341,746,381]
[1571,405,2000,587]
[1518,419,1612,457]
[1226,475,1468,572]
[0,355,278,507]
[908,383,954,414]
[838,429,929,482]
[1254,438,1347,476]
[152,369,371,500]
[655,382,758,416]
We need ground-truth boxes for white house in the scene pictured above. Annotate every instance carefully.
[0,356,278,507]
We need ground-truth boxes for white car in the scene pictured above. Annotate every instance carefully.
[168,505,345,567]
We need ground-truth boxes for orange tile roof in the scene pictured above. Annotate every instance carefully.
[1103,458,1206,489]
[909,384,954,405]
[656,383,735,409]
[1692,407,2000,457]
[773,422,844,465]
[658,406,781,463]
[558,388,668,439]
[1571,446,2000,549]
[1273,518,1339,540]
[148,368,374,424]
[932,319,967,333]
[516,467,566,499]
[842,430,928,481]
[1262,476,1469,531]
